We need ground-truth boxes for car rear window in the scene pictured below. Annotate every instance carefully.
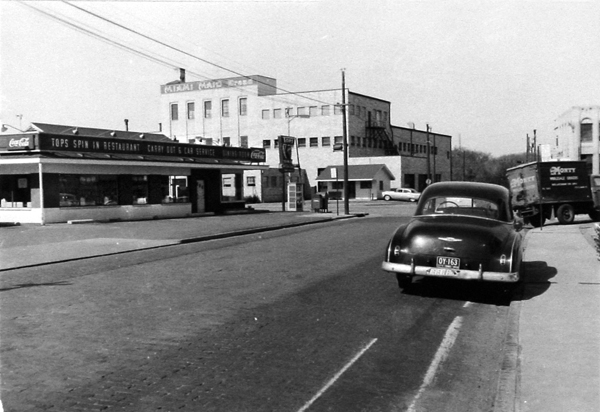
[418,196,507,221]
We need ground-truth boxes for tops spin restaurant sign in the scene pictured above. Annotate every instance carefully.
[0,133,266,163]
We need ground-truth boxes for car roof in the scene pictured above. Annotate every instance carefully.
[421,181,509,201]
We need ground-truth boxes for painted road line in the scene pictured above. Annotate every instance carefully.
[297,338,378,412]
[407,316,464,412]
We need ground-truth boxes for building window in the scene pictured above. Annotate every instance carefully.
[360,181,372,189]
[0,175,30,207]
[322,136,330,146]
[310,137,318,147]
[298,138,306,147]
[309,106,318,117]
[170,103,179,121]
[239,98,247,116]
[321,105,330,116]
[274,108,282,119]
[332,181,343,190]
[297,107,308,116]
[262,109,270,120]
[187,102,195,120]
[349,104,355,115]
[274,139,279,148]
[285,107,295,117]
[379,181,384,190]
[240,136,248,148]
[350,136,355,146]
[263,140,271,148]
[221,99,230,117]
[204,101,212,118]
[247,176,256,186]
[222,173,242,202]
[222,137,231,146]
[334,136,343,145]
[270,176,278,187]
[334,104,343,115]
[132,175,148,205]
[58,174,118,207]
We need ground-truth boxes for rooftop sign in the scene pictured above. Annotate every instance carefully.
[161,76,257,94]
[0,133,266,163]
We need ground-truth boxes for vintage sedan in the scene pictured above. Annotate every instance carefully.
[382,182,523,288]
[382,188,421,202]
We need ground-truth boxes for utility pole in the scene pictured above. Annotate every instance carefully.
[426,124,432,185]
[342,69,349,215]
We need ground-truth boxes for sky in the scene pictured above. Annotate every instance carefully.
[1,0,599,156]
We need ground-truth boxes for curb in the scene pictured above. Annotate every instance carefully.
[0,214,358,272]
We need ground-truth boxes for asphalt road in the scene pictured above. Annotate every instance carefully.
[1,210,514,411]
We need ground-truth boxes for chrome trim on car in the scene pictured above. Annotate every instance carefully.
[381,261,519,283]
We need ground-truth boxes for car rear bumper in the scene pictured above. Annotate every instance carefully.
[381,261,519,282]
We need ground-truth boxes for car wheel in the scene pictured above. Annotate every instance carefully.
[396,274,412,289]
[384,195,391,201]
[556,204,575,224]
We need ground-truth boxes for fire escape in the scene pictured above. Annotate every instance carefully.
[365,114,398,155]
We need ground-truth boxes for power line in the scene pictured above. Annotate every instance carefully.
[61,1,337,107]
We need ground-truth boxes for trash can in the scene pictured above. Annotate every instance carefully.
[311,193,329,213]
[311,193,323,212]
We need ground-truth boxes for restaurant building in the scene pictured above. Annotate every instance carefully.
[0,123,266,224]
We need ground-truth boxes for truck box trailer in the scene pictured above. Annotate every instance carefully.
[506,160,600,226]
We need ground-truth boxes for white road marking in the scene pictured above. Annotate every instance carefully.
[297,338,378,412]
[407,316,464,412]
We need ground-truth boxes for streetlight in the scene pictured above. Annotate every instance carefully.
[1,124,25,133]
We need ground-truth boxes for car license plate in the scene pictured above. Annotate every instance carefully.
[428,268,457,277]
[437,256,460,269]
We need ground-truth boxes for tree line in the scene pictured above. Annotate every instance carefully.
[450,148,530,188]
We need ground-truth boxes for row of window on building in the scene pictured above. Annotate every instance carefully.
[170,97,248,121]
[261,135,440,154]
[170,98,389,125]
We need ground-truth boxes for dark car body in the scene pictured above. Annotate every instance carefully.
[382,182,523,287]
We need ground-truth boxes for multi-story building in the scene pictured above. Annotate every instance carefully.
[161,72,452,201]
[553,106,600,174]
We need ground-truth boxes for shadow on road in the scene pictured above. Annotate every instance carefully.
[398,259,557,306]
[400,278,517,306]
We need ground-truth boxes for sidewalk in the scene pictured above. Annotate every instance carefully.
[512,223,600,412]
[0,206,355,271]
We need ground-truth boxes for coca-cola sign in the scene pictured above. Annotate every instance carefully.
[8,137,32,150]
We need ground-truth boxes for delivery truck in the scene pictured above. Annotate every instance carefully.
[506,160,600,226]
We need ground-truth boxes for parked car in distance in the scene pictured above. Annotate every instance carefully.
[382,188,421,202]
[59,193,79,207]
[382,181,524,288]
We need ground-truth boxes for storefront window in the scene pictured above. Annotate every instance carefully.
[132,175,148,205]
[221,173,242,202]
[0,175,31,208]
[59,174,118,206]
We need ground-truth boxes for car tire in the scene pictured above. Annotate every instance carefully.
[556,204,575,224]
[589,210,600,222]
[396,274,412,289]
[528,214,546,227]
[384,195,391,201]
